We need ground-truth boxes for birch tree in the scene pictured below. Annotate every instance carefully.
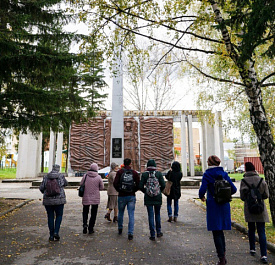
[73,0,275,224]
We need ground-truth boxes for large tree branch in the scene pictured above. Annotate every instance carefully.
[260,72,275,86]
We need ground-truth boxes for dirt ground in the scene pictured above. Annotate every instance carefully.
[0,198,26,214]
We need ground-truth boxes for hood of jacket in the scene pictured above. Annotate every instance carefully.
[86,163,99,178]
[171,161,181,172]
[47,164,61,179]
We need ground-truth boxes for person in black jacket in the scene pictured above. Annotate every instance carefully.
[165,161,183,222]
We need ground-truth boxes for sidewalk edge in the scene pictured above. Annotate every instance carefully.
[0,199,34,217]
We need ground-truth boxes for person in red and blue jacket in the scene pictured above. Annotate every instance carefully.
[199,155,237,265]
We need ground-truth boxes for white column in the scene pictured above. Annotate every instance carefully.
[16,132,42,179]
[214,111,224,167]
[110,25,124,166]
[48,131,56,172]
[56,132,63,167]
[181,114,187,176]
[201,122,207,172]
[205,118,215,159]
[187,114,195,176]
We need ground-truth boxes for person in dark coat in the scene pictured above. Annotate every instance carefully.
[165,161,183,222]
[113,158,140,240]
[240,162,269,264]
[139,159,166,241]
[39,164,68,241]
[199,155,237,265]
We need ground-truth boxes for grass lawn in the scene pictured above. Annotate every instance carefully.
[0,168,16,179]
[228,173,265,181]
[198,198,275,244]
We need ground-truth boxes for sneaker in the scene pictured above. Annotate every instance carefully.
[128,234,133,240]
[49,236,54,242]
[149,236,155,241]
[118,229,123,235]
[250,250,256,256]
[260,256,268,264]
[54,234,60,241]
[157,232,163,238]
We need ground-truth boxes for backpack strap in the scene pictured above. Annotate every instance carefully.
[242,178,251,189]
[256,178,263,189]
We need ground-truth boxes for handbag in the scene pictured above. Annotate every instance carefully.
[162,180,173,196]
[78,174,87,197]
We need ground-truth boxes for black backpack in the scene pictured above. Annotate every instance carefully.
[242,178,264,215]
[211,175,232,204]
[119,169,135,193]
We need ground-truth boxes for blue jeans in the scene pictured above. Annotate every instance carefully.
[167,197,179,217]
[146,205,161,237]
[118,196,136,235]
[45,204,64,237]
[212,230,225,258]
[248,222,267,256]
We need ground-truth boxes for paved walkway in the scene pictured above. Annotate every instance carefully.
[0,181,274,265]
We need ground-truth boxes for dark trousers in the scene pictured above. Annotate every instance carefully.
[248,222,267,256]
[83,205,98,231]
[45,204,64,237]
[212,230,226,258]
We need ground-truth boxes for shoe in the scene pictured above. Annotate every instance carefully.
[250,250,256,256]
[167,216,173,222]
[54,234,60,241]
[217,256,226,265]
[88,229,94,234]
[174,217,177,222]
[49,236,54,242]
[113,216,118,222]
[104,213,112,222]
[260,256,268,264]
[83,227,87,234]
[157,232,163,238]
[149,236,155,241]
[118,228,123,235]
[128,234,133,240]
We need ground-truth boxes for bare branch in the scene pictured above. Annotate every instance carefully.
[260,72,275,85]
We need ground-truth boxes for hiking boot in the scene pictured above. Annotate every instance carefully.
[149,236,155,241]
[104,213,112,222]
[157,232,163,238]
[174,217,177,222]
[128,234,133,240]
[113,216,118,223]
[54,234,60,241]
[167,216,173,222]
[118,228,123,235]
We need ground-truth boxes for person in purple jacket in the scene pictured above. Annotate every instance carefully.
[199,155,237,265]
[80,163,104,234]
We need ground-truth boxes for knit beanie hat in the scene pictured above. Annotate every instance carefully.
[245,162,255,172]
[207,155,221,166]
[147,159,156,168]
[110,162,118,170]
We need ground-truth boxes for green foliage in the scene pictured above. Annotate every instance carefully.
[0,0,107,133]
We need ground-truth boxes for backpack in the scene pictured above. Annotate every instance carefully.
[242,178,264,215]
[211,174,232,204]
[45,178,61,197]
[119,169,135,193]
[145,171,161,197]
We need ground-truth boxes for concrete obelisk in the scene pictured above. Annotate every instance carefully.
[110,35,124,166]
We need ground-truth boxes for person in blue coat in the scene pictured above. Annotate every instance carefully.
[199,155,237,265]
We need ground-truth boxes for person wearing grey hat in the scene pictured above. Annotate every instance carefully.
[39,164,68,242]
[104,162,119,222]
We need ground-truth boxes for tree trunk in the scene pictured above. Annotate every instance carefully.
[209,0,275,225]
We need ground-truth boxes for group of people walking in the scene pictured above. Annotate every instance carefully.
[39,156,270,265]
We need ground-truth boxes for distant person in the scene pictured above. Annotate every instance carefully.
[113,158,140,240]
[240,162,269,264]
[80,163,104,234]
[139,159,165,241]
[39,164,68,242]
[104,162,119,222]
[165,161,183,222]
[199,155,237,265]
